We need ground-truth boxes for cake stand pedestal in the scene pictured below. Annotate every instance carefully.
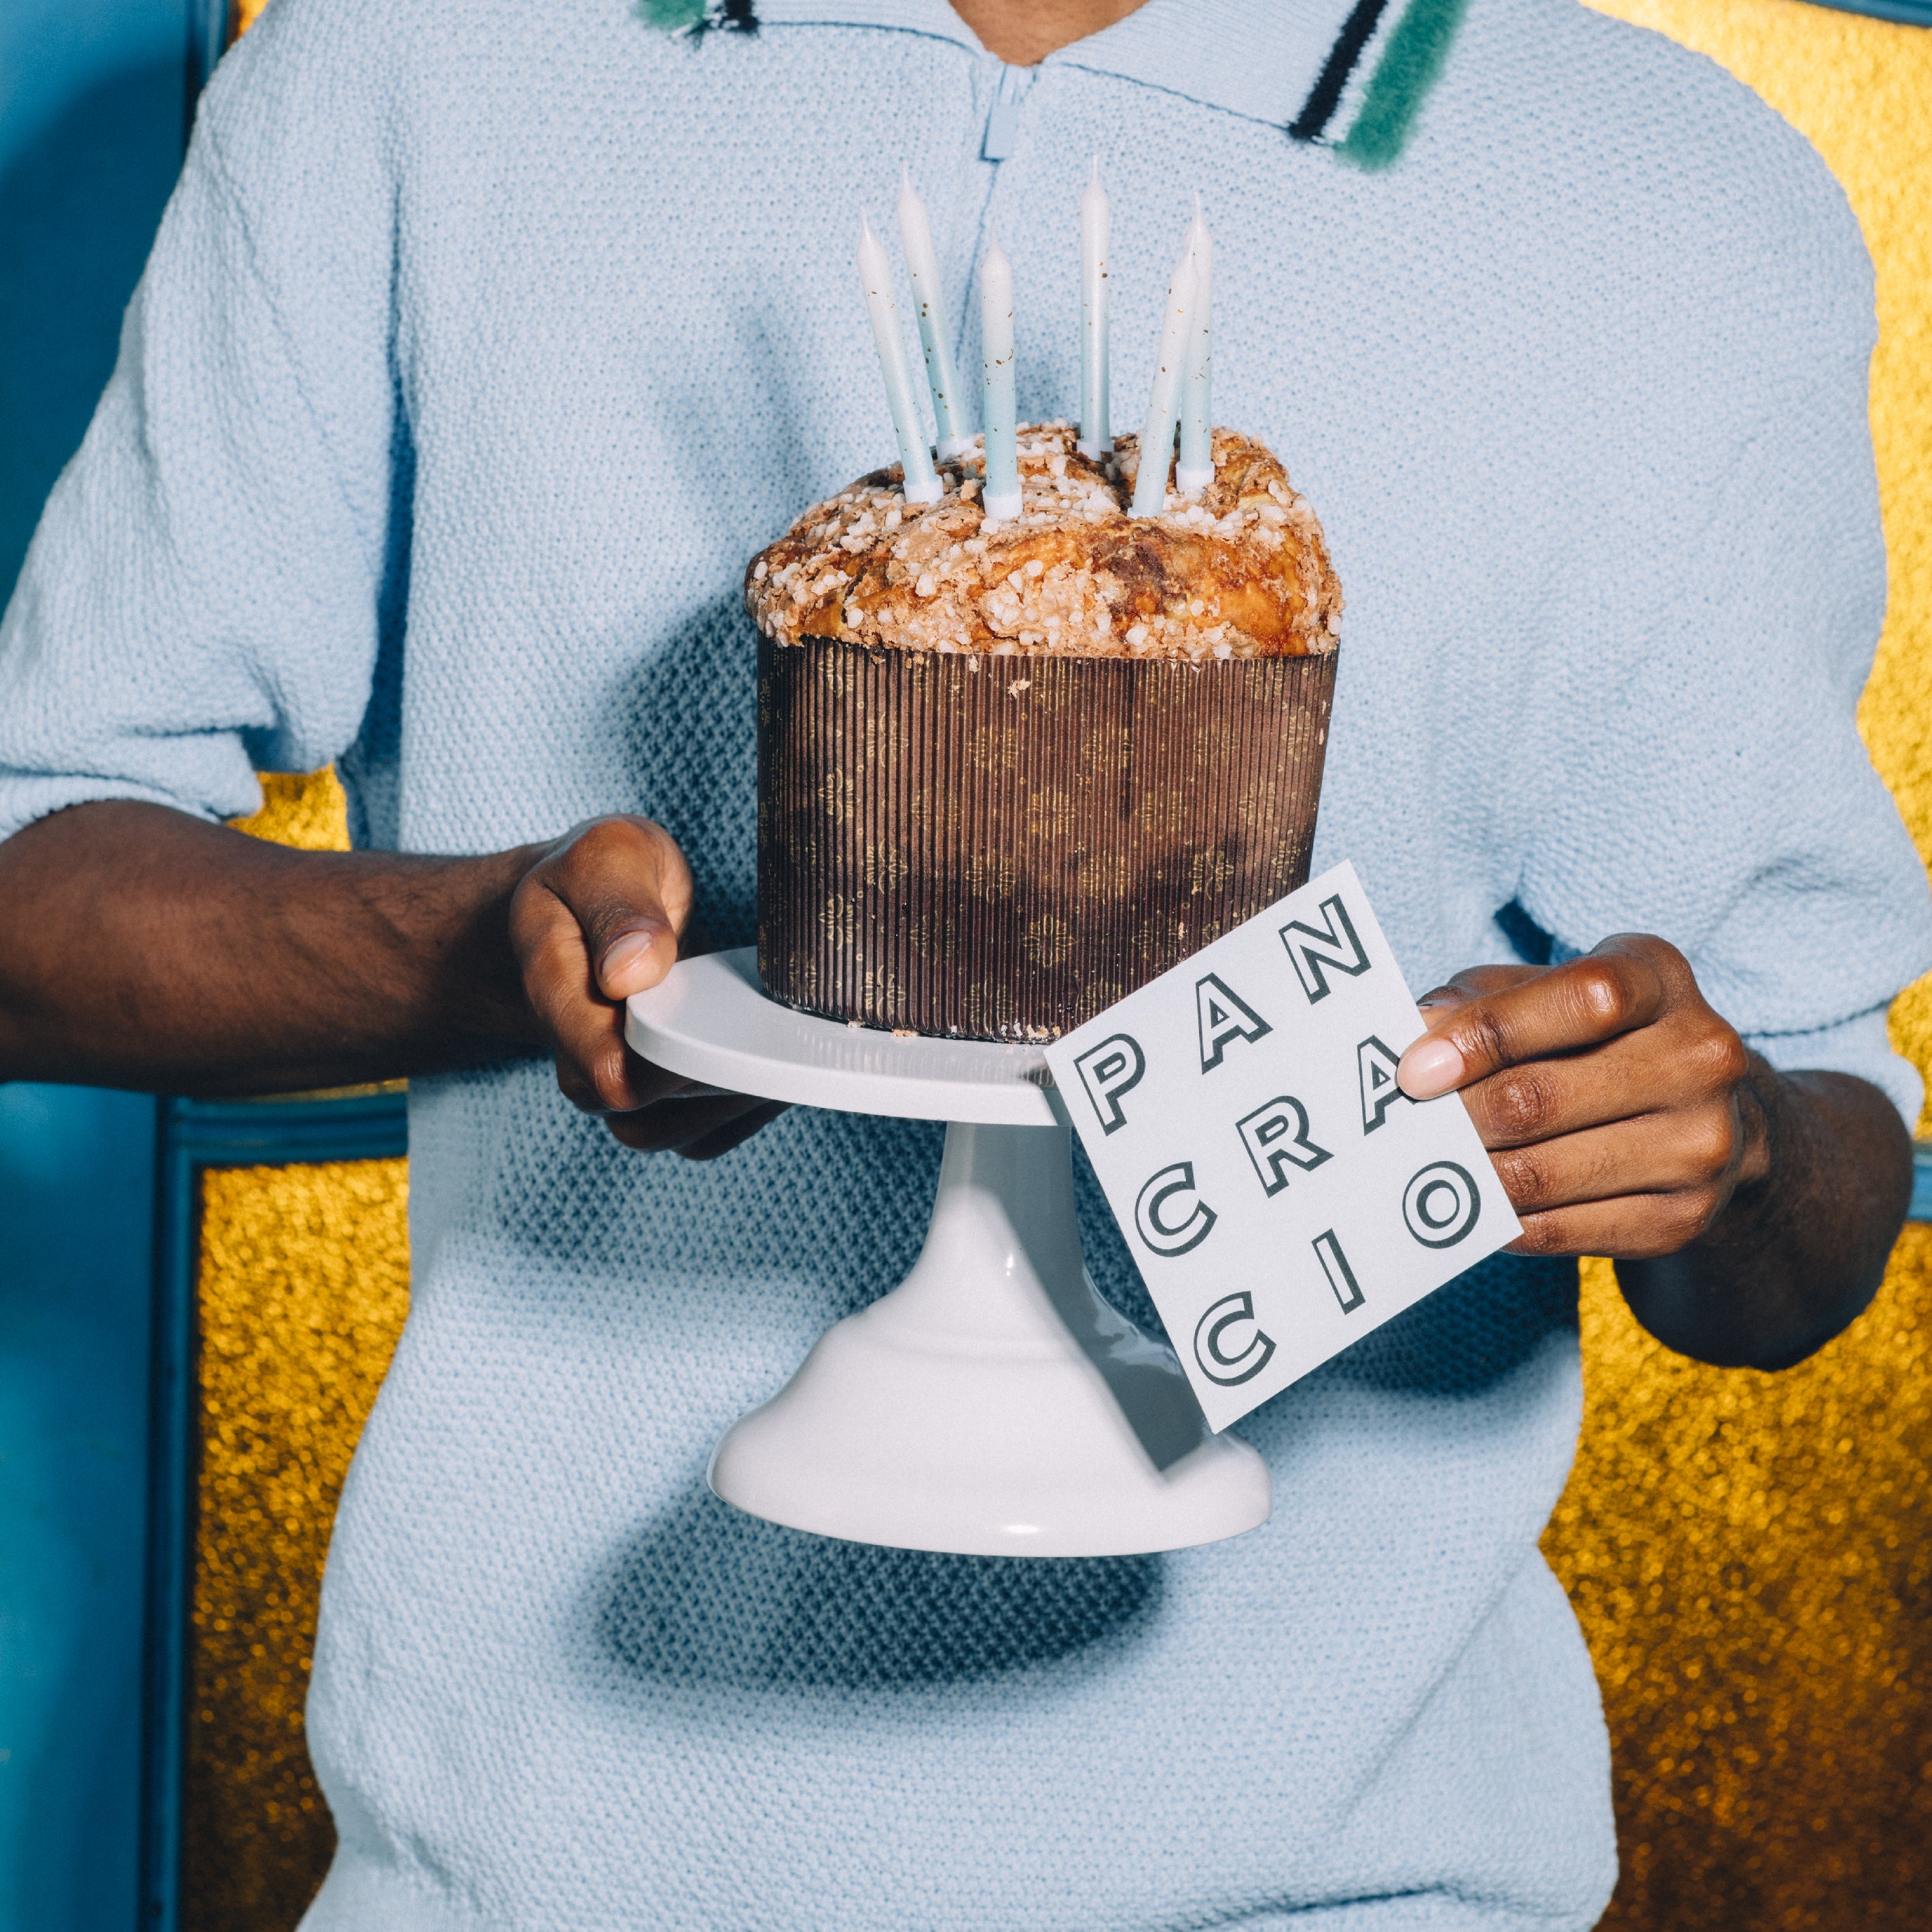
[625,949,1272,1558]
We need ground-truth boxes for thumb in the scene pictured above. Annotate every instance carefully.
[543,817,694,1001]
[596,918,675,1001]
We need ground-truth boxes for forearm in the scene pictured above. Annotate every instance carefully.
[0,800,544,1094]
[1616,1061,1913,1371]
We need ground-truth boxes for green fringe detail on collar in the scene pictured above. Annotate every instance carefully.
[1340,0,1469,171]
[636,0,711,33]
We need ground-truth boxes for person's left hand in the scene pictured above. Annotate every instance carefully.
[1397,933,1770,1259]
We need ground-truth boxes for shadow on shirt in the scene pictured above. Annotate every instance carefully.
[586,1260,1575,1697]
[582,1151,1577,1696]
[594,1489,1164,1690]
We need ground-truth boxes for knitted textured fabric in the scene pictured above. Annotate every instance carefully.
[3,0,1929,1925]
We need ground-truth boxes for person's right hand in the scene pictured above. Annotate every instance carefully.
[507,816,786,1160]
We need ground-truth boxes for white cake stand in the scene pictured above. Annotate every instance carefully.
[624,949,1272,1558]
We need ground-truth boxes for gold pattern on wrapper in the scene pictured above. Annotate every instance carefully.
[757,635,1338,1039]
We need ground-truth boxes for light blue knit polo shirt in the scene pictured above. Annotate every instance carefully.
[3,1,1927,1925]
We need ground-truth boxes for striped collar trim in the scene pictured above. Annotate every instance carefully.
[1299,0,1473,169]
[682,0,1468,166]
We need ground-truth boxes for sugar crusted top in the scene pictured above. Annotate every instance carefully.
[745,423,1342,662]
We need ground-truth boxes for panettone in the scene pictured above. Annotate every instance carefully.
[747,425,1341,1041]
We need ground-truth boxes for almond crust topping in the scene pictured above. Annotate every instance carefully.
[745,423,1342,662]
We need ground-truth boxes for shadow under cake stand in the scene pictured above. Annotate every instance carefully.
[625,949,1272,1558]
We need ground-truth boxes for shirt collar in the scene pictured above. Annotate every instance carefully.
[748,0,1365,130]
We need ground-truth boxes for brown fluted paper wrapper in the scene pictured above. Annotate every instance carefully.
[756,634,1339,1040]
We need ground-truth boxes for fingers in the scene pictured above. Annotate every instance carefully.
[1454,1009,1749,1149]
[1415,964,1541,1014]
[505,815,782,1160]
[677,1100,791,1162]
[1488,1102,1742,1219]
[1508,1197,1715,1262]
[553,1046,695,1117]
[525,931,656,1111]
[603,1092,788,1158]
[1493,1094,1747,1262]
[1507,1187,1734,1262]
[509,817,697,1113]
[1394,935,1759,1261]
[1399,937,1685,1102]
[537,816,695,1000]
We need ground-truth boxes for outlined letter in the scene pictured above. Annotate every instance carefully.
[1196,972,1272,1072]
[1192,1290,1276,1387]
[1236,1095,1332,1196]
[1074,1033,1145,1135]
[1312,1229,1365,1313]
[1280,893,1371,1003]
[1134,1162,1218,1258]
[1402,1161,1482,1249]
[1357,1035,1408,1134]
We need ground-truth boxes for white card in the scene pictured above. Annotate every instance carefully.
[1045,861,1521,1432]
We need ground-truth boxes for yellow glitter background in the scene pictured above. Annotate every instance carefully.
[186,1151,408,1932]
[183,1,1932,1925]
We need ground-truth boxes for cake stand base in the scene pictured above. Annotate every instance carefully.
[628,951,1272,1558]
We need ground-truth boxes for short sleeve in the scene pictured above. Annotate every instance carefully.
[1748,1005,1922,1134]
[1511,137,1932,1131]
[0,0,401,844]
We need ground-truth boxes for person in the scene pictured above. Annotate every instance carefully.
[1,0,1925,1922]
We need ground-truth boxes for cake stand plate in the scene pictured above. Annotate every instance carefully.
[626,950,1272,1558]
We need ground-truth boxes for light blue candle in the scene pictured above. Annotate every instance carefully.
[1175,205,1213,492]
[1130,240,1197,518]
[980,234,1022,521]
[857,213,942,506]
[1077,158,1111,459]
[897,169,973,460]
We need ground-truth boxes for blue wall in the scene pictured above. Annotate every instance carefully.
[1,1,187,1925]
[2,0,187,598]
[0,1091,158,1931]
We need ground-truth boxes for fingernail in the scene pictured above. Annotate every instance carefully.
[600,927,662,993]
[1399,1035,1464,1100]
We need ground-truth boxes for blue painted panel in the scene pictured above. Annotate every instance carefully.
[143,1094,408,1931]
[1,0,187,1920]
[0,1086,158,1932]
[1820,0,1932,22]
[1,0,189,603]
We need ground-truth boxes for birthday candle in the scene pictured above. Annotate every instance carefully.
[1129,238,1197,518]
[1175,203,1213,492]
[1077,158,1111,459]
[980,234,1022,522]
[857,213,942,506]
[897,169,973,460]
